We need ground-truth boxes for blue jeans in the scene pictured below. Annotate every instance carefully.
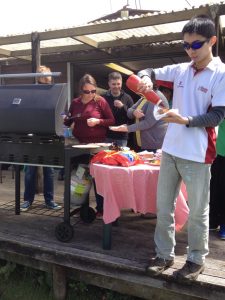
[155,152,210,265]
[24,166,54,204]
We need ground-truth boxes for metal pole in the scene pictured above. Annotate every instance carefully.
[0,72,61,79]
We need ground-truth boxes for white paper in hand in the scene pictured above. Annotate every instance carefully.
[153,106,178,120]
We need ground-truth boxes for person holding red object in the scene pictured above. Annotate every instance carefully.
[137,15,225,281]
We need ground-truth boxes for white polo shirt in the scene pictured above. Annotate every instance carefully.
[154,57,225,163]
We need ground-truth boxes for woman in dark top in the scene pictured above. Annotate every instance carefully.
[64,74,115,143]
[64,74,115,217]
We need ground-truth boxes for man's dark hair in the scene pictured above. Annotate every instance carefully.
[182,14,216,38]
[108,72,122,81]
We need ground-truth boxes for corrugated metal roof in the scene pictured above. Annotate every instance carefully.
[86,20,188,43]
[0,3,224,63]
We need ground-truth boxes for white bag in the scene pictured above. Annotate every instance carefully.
[70,164,92,206]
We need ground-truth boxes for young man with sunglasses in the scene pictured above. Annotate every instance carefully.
[137,15,225,281]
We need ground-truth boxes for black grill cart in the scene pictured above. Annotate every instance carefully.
[0,73,96,243]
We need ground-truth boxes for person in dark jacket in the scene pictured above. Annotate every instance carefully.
[21,66,61,212]
[103,72,134,147]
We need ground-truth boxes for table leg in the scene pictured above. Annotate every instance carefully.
[63,150,71,224]
[15,165,21,215]
[103,223,112,250]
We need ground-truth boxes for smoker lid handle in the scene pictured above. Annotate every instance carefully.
[0,72,61,79]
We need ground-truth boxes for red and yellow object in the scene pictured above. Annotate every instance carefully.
[126,74,161,106]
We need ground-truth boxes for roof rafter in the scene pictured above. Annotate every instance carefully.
[11,32,182,57]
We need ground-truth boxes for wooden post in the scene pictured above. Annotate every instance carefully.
[209,5,220,57]
[31,31,40,78]
[52,265,67,300]
[31,31,43,194]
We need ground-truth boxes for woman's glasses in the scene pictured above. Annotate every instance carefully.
[182,39,209,50]
[82,89,96,94]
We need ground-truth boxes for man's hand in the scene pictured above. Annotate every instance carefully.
[133,109,145,119]
[162,110,189,125]
[114,100,124,108]
[137,76,153,93]
[109,125,128,132]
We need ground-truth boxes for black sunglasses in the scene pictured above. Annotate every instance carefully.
[82,89,96,94]
[183,39,209,50]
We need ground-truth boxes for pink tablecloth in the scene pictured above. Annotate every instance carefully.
[90,163,189,230]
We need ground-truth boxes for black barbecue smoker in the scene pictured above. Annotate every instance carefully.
[0,72,96,243]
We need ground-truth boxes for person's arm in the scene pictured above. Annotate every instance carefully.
[163,106,225,127]
[156,90,169,109]
[127,100,141,119]
[98,98,115,127]
[187,106,225,127]
[114,94,134,115]
[137,68,155,82]
[122,94,134,112]
[128,101,160,133]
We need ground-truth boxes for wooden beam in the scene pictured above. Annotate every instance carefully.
[34,6,215,40]
[39,47,186,65]
[0,33,31,45]
[71,35,113,60]
[0,47,11,57]
[11,32,182,58]
[0,47,31,62]
[11,44,93,57]
[52,264,67,300]
[72,36,99,48]
[1,244,225,300]
[17,55,32,61]
[99,32,182,48]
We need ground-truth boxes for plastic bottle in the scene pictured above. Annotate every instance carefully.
[61,112,73,138]
[126,74,162,106]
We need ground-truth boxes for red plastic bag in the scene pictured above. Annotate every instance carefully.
[91,150,115,164]
[101,155,120,166]
[91,149,144,167]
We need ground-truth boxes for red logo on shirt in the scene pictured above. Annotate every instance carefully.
[177,81,184,87]
[198,86,208,93]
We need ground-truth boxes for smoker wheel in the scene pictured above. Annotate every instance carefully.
[80,207,96,223]
[55,222,74,242]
